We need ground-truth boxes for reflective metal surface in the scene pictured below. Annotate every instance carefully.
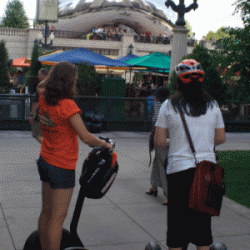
[59,0,168,21]
[55,0,174,36]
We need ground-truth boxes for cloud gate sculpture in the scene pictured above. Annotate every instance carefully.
[54,0,174,36]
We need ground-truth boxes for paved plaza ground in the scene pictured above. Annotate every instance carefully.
[1,131,250,250]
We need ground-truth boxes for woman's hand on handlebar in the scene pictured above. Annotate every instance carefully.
[102,140,113,151]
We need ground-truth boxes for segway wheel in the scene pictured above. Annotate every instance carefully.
[210,242,228,250]
[64,248,86,250]
[23,230,40,250]
[145,241,162,250]
[23,229,84,250]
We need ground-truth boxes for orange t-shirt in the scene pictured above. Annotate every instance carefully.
[39,95,82,170]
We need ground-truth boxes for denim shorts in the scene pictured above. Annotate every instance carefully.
[37,156,75,189]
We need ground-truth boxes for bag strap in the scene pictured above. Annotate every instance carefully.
[177,104,198,164]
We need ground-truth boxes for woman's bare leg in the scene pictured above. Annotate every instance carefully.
[46,187,73,250]
[197,246,210,250]
[38,182,52,250]
[35,136,43,144]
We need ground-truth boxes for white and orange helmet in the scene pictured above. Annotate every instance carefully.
[175,59,205,84]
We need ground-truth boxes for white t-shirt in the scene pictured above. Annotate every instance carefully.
[155,100,225,174]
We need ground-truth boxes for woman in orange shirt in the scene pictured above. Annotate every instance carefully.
[37,61,112,250]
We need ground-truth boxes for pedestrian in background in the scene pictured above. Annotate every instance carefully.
[146,86,170,205]
[154,59,225,250]
[36,61,112,250]
[13,70,25,88]
[29,68,49,144]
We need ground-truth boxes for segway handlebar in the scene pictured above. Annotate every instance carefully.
[99,136,115,151]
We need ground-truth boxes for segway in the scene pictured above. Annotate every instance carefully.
[23,137,118,250]
[210,242,228,250]
[145,241,162,250]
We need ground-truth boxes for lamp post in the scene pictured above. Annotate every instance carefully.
[37,20,55,49]
[165,0,198,81]
[165,0,198,26]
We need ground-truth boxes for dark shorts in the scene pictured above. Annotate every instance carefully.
[37,156,75,189]
[167,168,213,248]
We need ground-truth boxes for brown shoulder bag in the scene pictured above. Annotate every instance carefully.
[177,105,225,216]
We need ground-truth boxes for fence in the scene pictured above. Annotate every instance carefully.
[0,94,249,132]
[0,94,154,131]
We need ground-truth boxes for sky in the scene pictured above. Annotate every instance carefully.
[0,0,244,40]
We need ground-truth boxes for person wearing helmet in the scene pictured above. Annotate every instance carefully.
[154,59,225,250]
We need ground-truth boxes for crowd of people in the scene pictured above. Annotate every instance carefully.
[24,57,226,250]
[85,27,126,41]
[10,70,25,89]
[83,25,201,47]
[134,32,173,44]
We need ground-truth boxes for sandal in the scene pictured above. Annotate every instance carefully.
[161,200,168,206]
[146,187,158,197]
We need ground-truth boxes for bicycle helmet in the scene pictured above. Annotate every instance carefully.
[175,59,204,84]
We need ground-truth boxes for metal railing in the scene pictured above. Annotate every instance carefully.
[37,28,198,46]
[0,94,154,125]
[1,94,249,131]
[53,30,123,41]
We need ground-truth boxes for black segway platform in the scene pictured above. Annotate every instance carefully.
[23,137,118,250]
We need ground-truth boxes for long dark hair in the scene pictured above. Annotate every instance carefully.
[171,78,215,117]
[44,61,78,106]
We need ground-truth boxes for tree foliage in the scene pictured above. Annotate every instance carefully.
[77,62,101,96]
[185,19,193,37]
[233,0,250,26]
[1,0,29,29]
[24,40,42,90]
[218,0,250,102]
[29,40,42,77]
[205,27,229,41]
[205,31,216,41]
[0,40,11,94]
[168,44,229,105]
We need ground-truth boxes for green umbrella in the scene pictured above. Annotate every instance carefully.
[124,52,171,72]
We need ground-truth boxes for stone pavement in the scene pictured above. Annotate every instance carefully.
[1,131,250,250]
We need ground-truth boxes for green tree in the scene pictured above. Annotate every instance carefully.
[218,0,250,102]
[25,40,41,91]
[233,0,250,26]
[1,0,29,29]
[77,62,100,96]
[168,44,229,105]
[214,27,229,40]
[185,19,193,37]
[29,40,42,77]
[0,40,11,94]
[205,30,216,41]
[205,28,229,42]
